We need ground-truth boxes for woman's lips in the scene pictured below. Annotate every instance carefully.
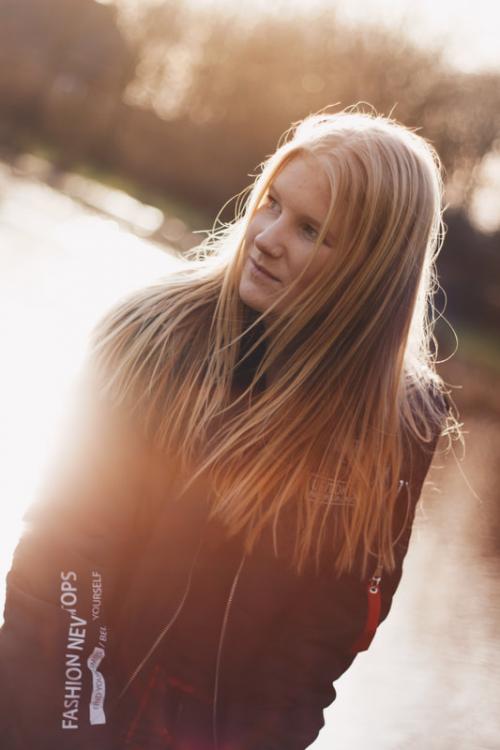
[249,257,280,283]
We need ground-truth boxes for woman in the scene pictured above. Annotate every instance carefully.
[0,106,460,749]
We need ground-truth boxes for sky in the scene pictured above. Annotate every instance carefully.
[332,0,500,73]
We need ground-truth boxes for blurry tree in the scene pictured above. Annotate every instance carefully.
[109,1,500,338]
[2,0,500,222]
[439,208,500,332]
[0,0,136,156]
[0,0,498,337]
[113,2,500,221]
[117,0,195,121]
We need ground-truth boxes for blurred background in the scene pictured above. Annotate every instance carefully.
[0,0,499,747]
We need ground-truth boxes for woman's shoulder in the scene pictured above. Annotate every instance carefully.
[406,377,451,437]
[88,277,209,381]
[90,278,193,340]
[399,379,451,491]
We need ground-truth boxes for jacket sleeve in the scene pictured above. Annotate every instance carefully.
[222,407,447,750]
[0,379,161,749]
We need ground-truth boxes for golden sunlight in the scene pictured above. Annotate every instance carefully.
[0,164,182,614]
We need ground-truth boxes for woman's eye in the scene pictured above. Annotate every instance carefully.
[303,224,318,240]
[266,196,279,210]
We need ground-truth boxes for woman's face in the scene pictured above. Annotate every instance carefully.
[239,154,336,318]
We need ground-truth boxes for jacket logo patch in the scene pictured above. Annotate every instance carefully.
[307,475,409,505]
[307,474,354,505]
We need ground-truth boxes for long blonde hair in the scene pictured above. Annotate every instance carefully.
[86,104,461,577]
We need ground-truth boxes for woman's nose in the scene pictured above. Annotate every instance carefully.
[254,220,285,257]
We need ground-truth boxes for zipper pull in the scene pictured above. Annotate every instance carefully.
[350,562,383,654]
[369,564,383,594]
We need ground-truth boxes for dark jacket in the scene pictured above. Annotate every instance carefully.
[0,389,448,750]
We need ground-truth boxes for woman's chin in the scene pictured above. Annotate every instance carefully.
[238,278,269,314]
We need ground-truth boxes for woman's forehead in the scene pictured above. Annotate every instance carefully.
[270,154,332,213]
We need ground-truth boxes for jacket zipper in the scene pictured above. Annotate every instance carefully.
[115,538,204,706]
[212,552,246,750]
